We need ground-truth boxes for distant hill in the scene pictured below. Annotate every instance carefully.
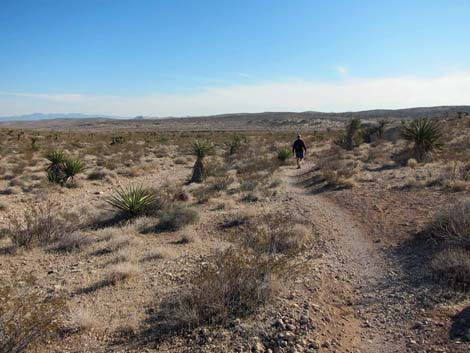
[0,113,127,122]
[1,106,469,131]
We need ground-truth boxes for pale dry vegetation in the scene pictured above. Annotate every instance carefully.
[0,115,469,352]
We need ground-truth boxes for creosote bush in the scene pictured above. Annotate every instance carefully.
[156,204,199,232]
[430,248,470,291]
[6,202,81,248]
[429,198,470,246]
[0,276,66,353]
[53,231,93,252]
[157,247,288,331]
[242,214,310,256]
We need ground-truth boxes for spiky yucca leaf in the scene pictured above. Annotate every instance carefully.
[191,140,214,160]
[106,185,156,217]
[401,118,444,162]
[45,150,66,166]
[62,158,85,182]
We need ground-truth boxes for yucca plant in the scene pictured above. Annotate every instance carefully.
[345,118,362,150]
[45,150,66,184]
[277,147,291,162]
[334,118,363,150]
[401,118,444,162]
[106,185,156,217]
[225,135,244,155]
[61,158,85,185]
[191,139,214,183]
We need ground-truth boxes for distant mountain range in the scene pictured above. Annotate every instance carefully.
[1,106,469,125]
[0,113,127,122]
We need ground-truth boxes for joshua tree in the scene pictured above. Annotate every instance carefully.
[401,118,444,162]
[190,139,214,183]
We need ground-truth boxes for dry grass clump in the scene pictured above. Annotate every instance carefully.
[173,232,197,245]
[430,248,470,291]
[407,158,418,169]
[156,204,199,232]
[6,202,81,248]
[0,276,66,353]
[321,169,357,189]
[53,231,94,252]
[87,168,115,181]
[67,308,97,333]
[242,215,310,256]
[429,198,470,246]
[222,209,256,229]
[1,186,21,195]
[140,249,170,262]
[104,233,136,252]
[157,248,287,331]
[105,262,141,285]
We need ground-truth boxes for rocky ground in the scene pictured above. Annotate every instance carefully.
[1,118,469,353]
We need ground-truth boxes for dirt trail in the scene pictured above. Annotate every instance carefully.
[280,163,407,353]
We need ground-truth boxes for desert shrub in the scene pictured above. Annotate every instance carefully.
[106,184,156,218]
[242,192,260,203]
[462,164,470,181]
[67,308,96,333]
[401,117,444,162]
[203,158,229,178]
[53,231,93,252]
[105,262,140,285]
[156,204,199,232]
[157,247,288,330]
[428,199,470,246]
[6,202,81,248]
[87,168,110,180]
[242,215,310,255]
[277,147,291,162]
[110,135,125,145]
[211,176,234,191]
[174,157,186,165]
[430,248,470,291]
[321,170,356,189]
[0,276,66,353]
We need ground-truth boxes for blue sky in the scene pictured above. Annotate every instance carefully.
[1,0,469,116]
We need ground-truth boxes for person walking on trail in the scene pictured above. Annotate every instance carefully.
[292,134,307,169]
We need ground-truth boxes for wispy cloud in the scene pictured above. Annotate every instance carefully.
[237,72,251,78]
[1,73,470,117]
[335,66,348,75]
[0,91,85,102]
